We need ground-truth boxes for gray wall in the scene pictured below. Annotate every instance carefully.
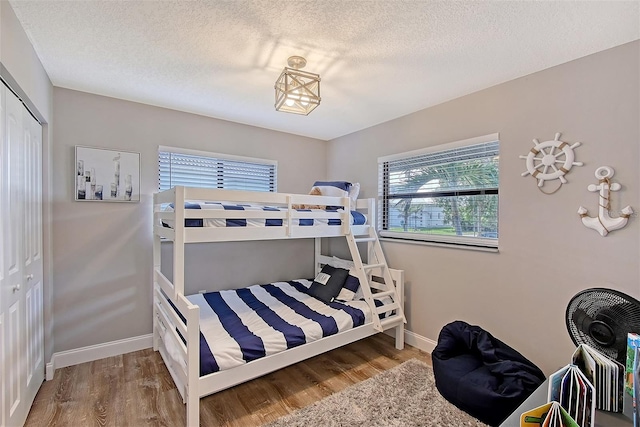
[160,241,314,296]
[326,41,640,374]
[1,1,55,362]
[52,88,326,352]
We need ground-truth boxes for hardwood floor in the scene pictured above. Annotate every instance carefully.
[25,334,430,426]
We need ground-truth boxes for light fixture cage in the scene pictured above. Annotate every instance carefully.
[275,66,321,115]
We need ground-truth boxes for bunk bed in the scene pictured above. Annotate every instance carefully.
[152,186,406,426]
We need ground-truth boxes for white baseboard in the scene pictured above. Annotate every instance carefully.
[46,334,153,380]
[404,329,437,353]
[384,328,437,353]
[45,330,435,381]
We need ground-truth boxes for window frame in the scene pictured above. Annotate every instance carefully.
[158,145,278,193]
[377,133,499,250]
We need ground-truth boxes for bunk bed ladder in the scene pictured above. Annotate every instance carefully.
[345,227,406,332]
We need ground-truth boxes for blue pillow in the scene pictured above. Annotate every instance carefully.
[336,274,361,301]
[312,181,352,192]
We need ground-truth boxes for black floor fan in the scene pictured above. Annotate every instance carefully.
[566,287,640,364]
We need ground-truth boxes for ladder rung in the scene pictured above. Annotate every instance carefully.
[362,263,385,270]
[376,303,399,314]
[380,316,403,329]
[372,290,395,299]
[354,237,376,243]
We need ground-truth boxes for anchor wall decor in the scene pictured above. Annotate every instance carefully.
[577,166,633,237]
[520,132,583,192]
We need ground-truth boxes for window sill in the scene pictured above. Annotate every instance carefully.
[379,236,499,253]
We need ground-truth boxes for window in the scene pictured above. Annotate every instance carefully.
[378,133,499,248]
[158,146,277,192]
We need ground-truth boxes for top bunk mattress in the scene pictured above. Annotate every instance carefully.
[172,279,390,377]
[162,201,367,228]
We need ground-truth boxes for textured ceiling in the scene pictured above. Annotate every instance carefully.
[9,1,640,141]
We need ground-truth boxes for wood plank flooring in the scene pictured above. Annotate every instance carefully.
[25,334,430,426]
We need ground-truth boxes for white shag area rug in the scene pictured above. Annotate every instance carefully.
[264,359,489,427]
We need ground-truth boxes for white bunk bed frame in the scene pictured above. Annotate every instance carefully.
[152,186,405,426]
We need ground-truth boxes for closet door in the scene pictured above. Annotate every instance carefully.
[22,98,44,419]
[2,82,26,427]
[0,78,6,427]
[0,84,43,427]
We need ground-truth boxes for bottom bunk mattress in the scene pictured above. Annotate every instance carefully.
[181,279,388,376]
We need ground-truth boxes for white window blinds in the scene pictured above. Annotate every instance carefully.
[378,134,499,248]
[158,148,277,192]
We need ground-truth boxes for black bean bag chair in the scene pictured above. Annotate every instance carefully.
[432,321,545,427]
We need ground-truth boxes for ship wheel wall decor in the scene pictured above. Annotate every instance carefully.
[520,132,583,192]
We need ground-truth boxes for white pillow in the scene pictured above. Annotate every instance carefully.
[348,182,360,208]
[308,181,360,209]
[332,256,354,269]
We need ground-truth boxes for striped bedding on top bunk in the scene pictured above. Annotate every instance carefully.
[182,279,390,376]
[163,202,367,228]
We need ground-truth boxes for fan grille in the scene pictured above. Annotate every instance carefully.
[566,288,640,364]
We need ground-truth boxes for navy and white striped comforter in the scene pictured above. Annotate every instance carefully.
[186,279,386,376]
[163,202,367,228]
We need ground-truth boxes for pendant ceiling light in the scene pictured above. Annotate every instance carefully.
[274,56,321,115]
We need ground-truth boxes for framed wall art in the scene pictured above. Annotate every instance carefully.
[75,146,140,202]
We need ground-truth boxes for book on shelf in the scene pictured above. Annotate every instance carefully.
[633,339,639,427]
[571,343,625,413]
[547,364,595,427]
[521,342,630,427]
[520,401,579,427]
[628,333,640,397]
